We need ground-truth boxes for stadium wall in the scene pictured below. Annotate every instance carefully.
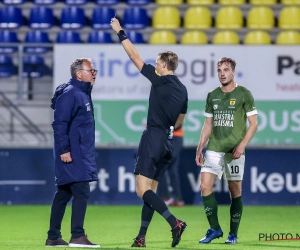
[0,148,299,205]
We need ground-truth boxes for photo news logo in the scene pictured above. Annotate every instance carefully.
[259,233,300,241]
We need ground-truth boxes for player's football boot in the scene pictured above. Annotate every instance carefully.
[225,234,238,244]
[131,236,146,247]
[171,219,187,247]
[199,228,223,243]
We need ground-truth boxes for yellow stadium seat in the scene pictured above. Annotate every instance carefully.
[184,7,212,30]
[249,0,277,5]
[213,31,240,44]
[218,0,245,5]
[278,7,300,30]
[281,0,300,5]
[149,30,177,44]
[276,31,300,45]
[215,7,244,30]
[155,0,184,5]
[181,31,208,44]
[247,7,275,30]
[187,0,214,5]
[152,7,181,30]
[244,31,271,45]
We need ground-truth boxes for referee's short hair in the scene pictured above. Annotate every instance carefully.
[158,51,178,72]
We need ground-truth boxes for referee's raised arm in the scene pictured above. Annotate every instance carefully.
[110,18,144,71]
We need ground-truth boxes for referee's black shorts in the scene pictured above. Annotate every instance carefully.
[134,127,174,181]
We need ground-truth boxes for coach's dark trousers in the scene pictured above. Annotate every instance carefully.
[47,181,90,240]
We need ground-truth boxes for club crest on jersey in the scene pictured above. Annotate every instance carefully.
[213,104,218,110]
[86,103,91,111]
[230,99,236,106]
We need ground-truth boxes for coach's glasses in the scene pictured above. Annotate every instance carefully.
[79,69,98,75]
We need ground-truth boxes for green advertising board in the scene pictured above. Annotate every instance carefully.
[94,101,300,146]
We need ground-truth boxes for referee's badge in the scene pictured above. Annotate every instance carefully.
[230,99,236,106]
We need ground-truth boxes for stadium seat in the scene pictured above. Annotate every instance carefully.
[64,0,88,5]
[24,30,51,54]
[56,31,82,43]
[23,55,48,78]
[281,0,300,5]
[0,30,18,54]
[244,31,271,45]
[126,0,152,5]
[152,6,181,30]
[278,7,300,30]
[87,31,113,43]
[181,31,208,44]
[155,0,183,5]
[247,7,275,30]
[126,31,145,43]
[1,0,25,4]
[91,7,115,29]
[0,6,23,29]
[149,30,177,44]
[29,6,55,29]
[276,31,300,45]
[215,7,243,30]
[187,0,214,5]
[60,7,86,29]
[123,7,149,29]
[0,55,15,78]
[184,7,212,30]
[94,0,120,4]
[213,31,240,44]
[33,0,57,4]
[218,0,245,5]
[250,0,277,5]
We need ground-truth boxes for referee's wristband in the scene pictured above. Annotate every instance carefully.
[117,30,128,42]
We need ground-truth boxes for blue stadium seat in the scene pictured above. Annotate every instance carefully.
[94,0,120,4]
[126,31,145,43]
[60,7,86,29]
[91,7,116,29]
[1,0,25,4]
[123,7,149,29]
[0,6,23,29]
[126,0,152,5]
[23,55,49,78]
[0,30,18,54]
[33,0,57,4]
[24,31,51,54]
[64,0,88,5]
[29,6,55,29]
[0,55,15,78]
[88,31,113,43]
[56,31,82,43]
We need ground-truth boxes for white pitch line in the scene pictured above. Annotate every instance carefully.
[0,180,47,185]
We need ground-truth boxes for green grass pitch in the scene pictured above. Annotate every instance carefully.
[0,205,299,249]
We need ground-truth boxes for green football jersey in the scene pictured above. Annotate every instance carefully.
[205,84,257,153]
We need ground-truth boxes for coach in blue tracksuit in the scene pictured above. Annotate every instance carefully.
[46,58,100,248]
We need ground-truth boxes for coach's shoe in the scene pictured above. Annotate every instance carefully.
[45,238,68,247]
[225,234,238,244]
[131,236,146,247]
[171,219,187,247]
[199,228,223,244]
[69,235,100,248]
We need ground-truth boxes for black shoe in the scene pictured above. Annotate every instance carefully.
[171,219,187,247]
[45,238,68,247]
[131,236,146,247]
[69,235,100,248]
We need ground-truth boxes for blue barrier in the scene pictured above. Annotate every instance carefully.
[0,148,299,205]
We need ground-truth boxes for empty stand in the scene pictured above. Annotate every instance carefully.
[126,31,145,43]
[155,0,183,5]
[184,7,212,30]
[33,0,57,4]
[276,31,300,44]
[218,0,246,5]
[60,7,86,29]
[2,0,25,4]
[126,0,152,5]
[64,0,89,5]
[123,7,149,29]
[24,30,51,53]
[152,6,181,29]
[0,55,15,78]
[280,0,300,5]
[244,31,271,44]
[88,31,113,43]
[250,0,277,5]
[94,0,120,4]
[181,31,208,44]
[213,31,240,44]
[278,6,300,30]
[0,30,18,53]
[56,31,82,43]
[149,30,177,44]
[23,55,49,78]
[0,6,23,29]
[215,7,243,30]
[91,7,115,29]
[187,0,214,5]
[247,7,275,30]
[29,6,55,29]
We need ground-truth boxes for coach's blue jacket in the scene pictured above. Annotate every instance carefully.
[51,78,98,186]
